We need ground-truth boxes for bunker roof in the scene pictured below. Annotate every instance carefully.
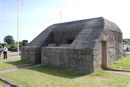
[28,17,121,49]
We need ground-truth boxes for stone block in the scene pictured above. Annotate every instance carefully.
[85,55,93,61]
[64,63,69,68]
[62,53,69,59]
[77,49,85,55]
[57,48,62,53]
[69,54,74,59]
[84,49,93,55]
[72,49,78,54]
[61,49,69,54]
[95,59,101,66]
[66,49,72,54]
[69,58,75,65]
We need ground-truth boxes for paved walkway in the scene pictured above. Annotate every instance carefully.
[0,64,41,73]
[0,52,41,74]
[105,68,130,75]
[107,70,130,75]
[7,52,21,59]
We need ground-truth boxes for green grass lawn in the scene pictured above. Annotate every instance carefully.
[109,56,130,70]
[0,65,130,87]
[0,58,32,69]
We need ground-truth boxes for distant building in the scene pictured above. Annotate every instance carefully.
[123,45,130,51]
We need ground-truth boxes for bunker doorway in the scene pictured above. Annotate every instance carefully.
[101,41,107,69]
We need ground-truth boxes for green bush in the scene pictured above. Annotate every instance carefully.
[7,43,17,52]
[1,42,22,52]
[123,39,130,45]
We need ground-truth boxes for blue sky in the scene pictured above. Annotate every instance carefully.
[0,0,130,43]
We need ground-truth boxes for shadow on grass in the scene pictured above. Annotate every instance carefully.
[27,64,91,79]
[3,60,90,79]
[3,60,32,66]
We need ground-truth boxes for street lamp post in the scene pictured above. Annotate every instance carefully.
[17,0,19,57]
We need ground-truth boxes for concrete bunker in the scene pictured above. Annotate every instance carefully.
[21,17,124,72]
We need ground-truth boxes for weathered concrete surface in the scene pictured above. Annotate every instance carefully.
[21,46,41,64]
[41,48,93,72]
[93,18,123,72]
[21,17,124,72]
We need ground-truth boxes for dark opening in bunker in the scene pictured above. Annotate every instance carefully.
[65,38,74,44]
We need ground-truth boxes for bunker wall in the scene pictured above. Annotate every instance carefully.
[93,30,123,72]
[21,46,41,64]
[52,28,82,46]
[41,47,94,72]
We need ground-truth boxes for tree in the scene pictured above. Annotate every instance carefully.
[0,43,7,47]
[123,39,130,45]
[4,35,15,45]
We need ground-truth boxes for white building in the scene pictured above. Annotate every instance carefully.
[123,45,130,51]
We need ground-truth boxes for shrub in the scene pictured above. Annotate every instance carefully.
[7,43,17,52]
